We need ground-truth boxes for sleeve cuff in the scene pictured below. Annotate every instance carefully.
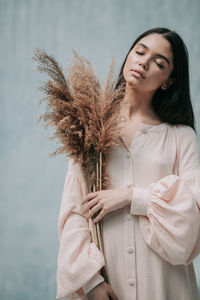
[130,187,150,216]
[82,272,105,295]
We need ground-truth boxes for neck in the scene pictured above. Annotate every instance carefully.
[123,83,159,123]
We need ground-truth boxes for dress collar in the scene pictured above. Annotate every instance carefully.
[138,121,169,132]
[116,122,170,150]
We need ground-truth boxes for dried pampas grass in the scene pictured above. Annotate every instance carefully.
[32,48,126,189]
[32,48,126,283]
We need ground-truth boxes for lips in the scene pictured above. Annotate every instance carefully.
[131,69,145,79]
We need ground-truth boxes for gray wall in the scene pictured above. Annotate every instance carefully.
[1,0,200,299]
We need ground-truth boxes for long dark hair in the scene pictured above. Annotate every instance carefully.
[115,27,196,132]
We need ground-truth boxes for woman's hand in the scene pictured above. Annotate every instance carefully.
[81,187,133,223]
[87,281,119,300]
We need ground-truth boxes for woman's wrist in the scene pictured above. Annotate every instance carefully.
[125,187,133,206]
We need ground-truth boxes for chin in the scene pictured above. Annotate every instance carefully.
[127,79,142,89]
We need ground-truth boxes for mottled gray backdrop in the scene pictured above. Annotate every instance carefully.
[1,0,200,299]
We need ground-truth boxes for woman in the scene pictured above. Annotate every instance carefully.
[56,28,200,300]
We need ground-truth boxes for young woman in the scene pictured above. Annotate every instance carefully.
[56,28,200,300]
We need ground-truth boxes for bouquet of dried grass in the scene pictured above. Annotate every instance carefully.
[32,48,126,283]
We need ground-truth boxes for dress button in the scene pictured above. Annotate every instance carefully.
[128,279,135,286]
[141,128,147,134]
[126,214,132,220]
[127,247,134,254]
[126,152,131,158]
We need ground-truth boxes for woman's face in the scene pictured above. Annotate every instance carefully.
[123,33,174,92]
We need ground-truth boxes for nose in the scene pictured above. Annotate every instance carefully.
[138,58,149,70]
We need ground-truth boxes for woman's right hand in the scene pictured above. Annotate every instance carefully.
[87,281,119,300]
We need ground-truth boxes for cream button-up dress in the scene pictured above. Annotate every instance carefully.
[56,122,200,300]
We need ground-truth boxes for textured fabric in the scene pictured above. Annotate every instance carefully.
[56,159,105,299]
[56,122,200,300]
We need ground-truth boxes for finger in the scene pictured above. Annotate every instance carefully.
[92,208,105,223]
[87,202,103,219]
[82,192,98,204]
[82,202,90,215]
[108,289,119,300]
[82,197,99,213]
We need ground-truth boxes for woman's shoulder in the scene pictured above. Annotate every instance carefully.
[170,123,199,151]
[170,123,197,138]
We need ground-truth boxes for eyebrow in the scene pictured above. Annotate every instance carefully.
[137,43,170,65]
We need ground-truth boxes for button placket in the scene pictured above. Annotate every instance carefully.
[122,144,131,187]
[124,141,136,299]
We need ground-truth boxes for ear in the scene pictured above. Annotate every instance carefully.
[161,78,176,90]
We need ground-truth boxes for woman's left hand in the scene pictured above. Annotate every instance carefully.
[81,187,133,223]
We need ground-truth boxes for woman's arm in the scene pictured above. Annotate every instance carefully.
[129,126,200,265]
[56,158,105,299]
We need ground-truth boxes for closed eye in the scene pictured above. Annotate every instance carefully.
[136,51,164,69]
[154,60,164,69]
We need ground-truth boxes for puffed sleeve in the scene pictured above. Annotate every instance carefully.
[56,158,105,299]
[130,125,200,265]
